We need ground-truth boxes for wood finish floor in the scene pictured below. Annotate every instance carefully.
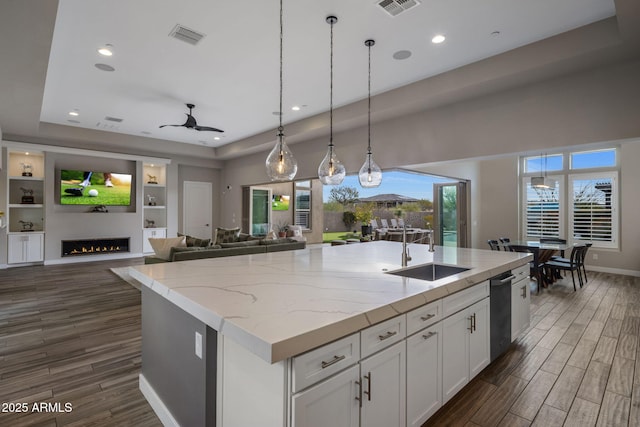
[1,259,638,426]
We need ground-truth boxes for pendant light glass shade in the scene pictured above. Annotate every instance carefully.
[266,128,297,181]
[358,39,382,188]
[318,15,344,186]
[358,152,382,187]
[318,143,346,185]
[265,0,297,181]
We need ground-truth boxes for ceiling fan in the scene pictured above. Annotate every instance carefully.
[159,103,223,133]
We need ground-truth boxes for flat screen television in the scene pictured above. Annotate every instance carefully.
[60,170,132,206]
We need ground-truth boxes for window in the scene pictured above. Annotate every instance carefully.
[520,149,619,249]
[569,172,617,248]
[294,180,311,230]
[523,176,564,239]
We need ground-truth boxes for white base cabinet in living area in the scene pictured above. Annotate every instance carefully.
[442,285,490,403]
[8,233,44,264]
[511,264,531,341]
[142,228,167,254]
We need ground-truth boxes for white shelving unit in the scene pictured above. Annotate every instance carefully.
[6,150,45,264]
[142,163,167,253]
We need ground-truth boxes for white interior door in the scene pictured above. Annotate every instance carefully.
[183,180,213,240]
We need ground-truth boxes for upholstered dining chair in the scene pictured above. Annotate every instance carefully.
[544,245,585,291]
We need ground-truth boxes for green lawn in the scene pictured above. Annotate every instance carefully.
[322,231,362,243]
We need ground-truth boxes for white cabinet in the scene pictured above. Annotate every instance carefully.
[292,365,360,427]
[142,163,167,254]
[8,233,44,264]
[360,341,406,427]
[442,297,490,403]
[407,321,442,427]
[142,228,167,254]
[511,264,531,341]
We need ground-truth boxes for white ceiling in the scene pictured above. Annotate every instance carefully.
[39,0,616,151]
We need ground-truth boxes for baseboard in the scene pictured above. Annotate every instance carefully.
[139,373,180,427]
[587,266,640,278]
[44,252,143,265]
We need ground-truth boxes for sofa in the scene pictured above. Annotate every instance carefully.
[144,230,306,264]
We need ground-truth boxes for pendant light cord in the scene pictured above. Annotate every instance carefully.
[329,17,334,148]
[367,42,371,156]
[278,0,284,136]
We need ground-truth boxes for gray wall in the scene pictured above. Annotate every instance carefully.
[221,58,640,273]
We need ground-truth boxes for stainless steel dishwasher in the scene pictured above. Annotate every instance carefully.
[490,271,516,361]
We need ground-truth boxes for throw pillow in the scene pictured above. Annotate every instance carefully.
[177,232,211,248]
[214,227,240,245]
[149,236,186,261]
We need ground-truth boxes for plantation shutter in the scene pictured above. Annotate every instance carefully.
[569,172,617,248]
[525,179,561,238]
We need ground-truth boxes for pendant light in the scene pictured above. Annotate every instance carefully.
[266,0,297,181]
[531,152,554,189]
[358,39,382,188]
[318,15,346,185]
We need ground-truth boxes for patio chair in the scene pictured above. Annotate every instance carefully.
[380,219,390,229]
[398,218,405,228]
[390,218,399,228]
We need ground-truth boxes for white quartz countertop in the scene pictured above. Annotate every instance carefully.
[130,241,531,363]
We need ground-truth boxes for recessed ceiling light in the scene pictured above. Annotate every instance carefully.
[291,106,301,111]
[95,63,115,72]
[98,44,113,56]
[431,34,446,44]
[214,136,221,140]
[69,111,79,116]
[393,50,412,60]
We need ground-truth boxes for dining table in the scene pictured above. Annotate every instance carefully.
[505,240,572,291]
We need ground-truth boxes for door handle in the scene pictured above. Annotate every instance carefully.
[472,313,477,332]
[378,331,397,341]
[420,313,436,321]
[321,354,345,369]
[468,316,473,333]
[355,378,363,407]
[521,285,527,299]
[422,331,437,340]
[205,224,210,227]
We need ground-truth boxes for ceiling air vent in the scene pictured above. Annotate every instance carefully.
[169,24,206,46]
[104,116,123,123]
[377,0,421,17]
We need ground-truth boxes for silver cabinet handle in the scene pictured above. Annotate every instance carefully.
[499,275,517,283]
[378,331,397,341]
[321,354,345,369]
[468,316,473,333]
[364,372,372,401]
[355,378,362,407]
[420,313,436,321]
[472,313,477,332]
[521,285,527,299]
[422,331,437,340]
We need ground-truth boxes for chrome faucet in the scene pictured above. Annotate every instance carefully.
[427,229,435,252]
[402,226,412,266]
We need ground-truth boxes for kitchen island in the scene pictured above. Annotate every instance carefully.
[130,241,531,427]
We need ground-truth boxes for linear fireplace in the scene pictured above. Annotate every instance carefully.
[62,237,130,257]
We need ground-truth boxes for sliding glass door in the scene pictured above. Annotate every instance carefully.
[433,182,468,247]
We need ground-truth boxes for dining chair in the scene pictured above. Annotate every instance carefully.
[499,237,515,252]
[544,245,585,291]
[487,240,501,251]
[551,243,591,284]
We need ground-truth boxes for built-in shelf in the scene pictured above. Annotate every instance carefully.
[142,163,167,253]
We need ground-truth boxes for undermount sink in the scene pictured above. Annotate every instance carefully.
[388,263,470,281]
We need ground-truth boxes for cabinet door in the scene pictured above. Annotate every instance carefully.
[292,365,359,427]
[360,341,406,427]
[407,322,442,427]
[442,307,471,403]
[143,228,166,254]
[511,279,530,341]
[469,298,490,378]
[8,234,44,263]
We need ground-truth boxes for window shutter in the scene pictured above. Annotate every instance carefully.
[525,181,561,238]
[569,174,616,246]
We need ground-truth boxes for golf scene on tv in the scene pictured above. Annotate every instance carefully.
[60,170,132,206]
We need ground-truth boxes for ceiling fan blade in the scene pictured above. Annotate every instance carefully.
[194,125,224,132]
[159,124,183,128]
